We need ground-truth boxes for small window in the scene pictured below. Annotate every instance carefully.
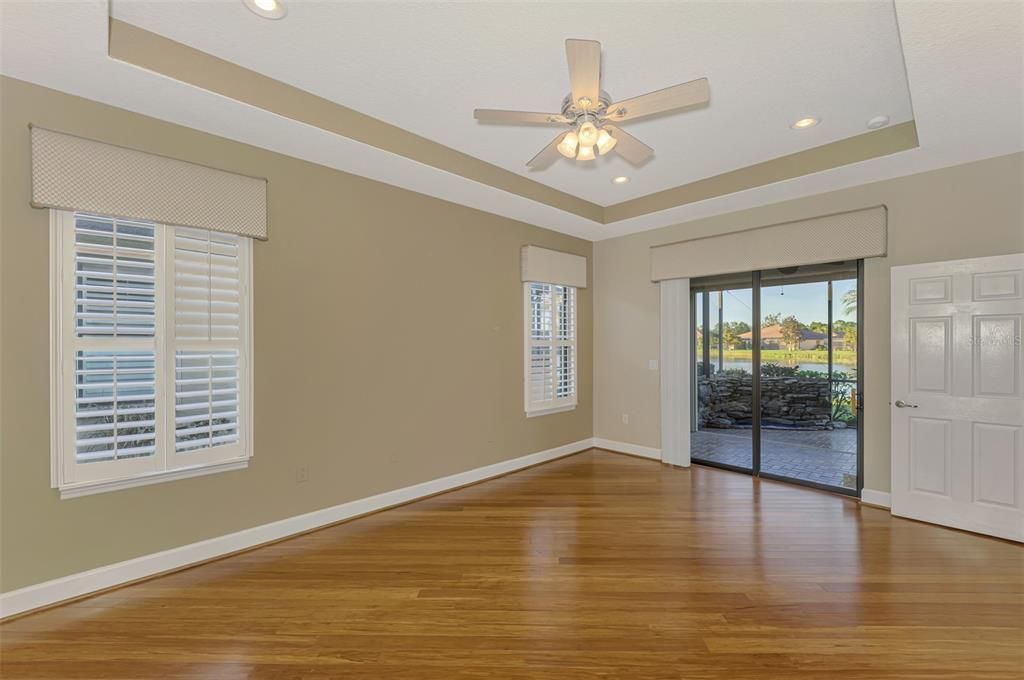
[524,282,577,416]
[52,211,253,497]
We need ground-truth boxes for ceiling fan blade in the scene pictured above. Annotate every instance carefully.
[604,125,654,166]
[526,132,568,170]
[565,39,601,108]
[604,78,709,122]
[474,109,570,125]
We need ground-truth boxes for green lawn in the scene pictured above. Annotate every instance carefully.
[700,349,858,365]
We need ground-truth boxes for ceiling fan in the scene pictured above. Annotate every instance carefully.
[474,39,709,169]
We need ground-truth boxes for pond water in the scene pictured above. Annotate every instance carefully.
[713,360,856,375]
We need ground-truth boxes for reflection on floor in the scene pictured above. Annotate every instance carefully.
[692,428,857,489]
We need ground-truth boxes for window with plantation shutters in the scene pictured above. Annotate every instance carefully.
[524,282,577,416]
[52,211,252,498]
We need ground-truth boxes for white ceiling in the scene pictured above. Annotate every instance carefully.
[107,0,915,206]
[1,1,1021,241]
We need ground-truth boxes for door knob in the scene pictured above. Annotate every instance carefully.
[894,400,918,408]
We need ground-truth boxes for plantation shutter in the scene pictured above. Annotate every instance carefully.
[70,215,159,472]
[555,285,577,399]
[170,228,248,465]
[527,283,555,406]
[525,283,577,415]
[173,228,243,342]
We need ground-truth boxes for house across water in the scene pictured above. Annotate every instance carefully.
[737,324,847,351]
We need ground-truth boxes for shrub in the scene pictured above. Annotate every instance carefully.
[760,362,799,377]
[830,383,856,423]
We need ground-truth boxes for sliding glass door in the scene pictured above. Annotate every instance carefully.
[690,262,863,495]
[691,274,754,471]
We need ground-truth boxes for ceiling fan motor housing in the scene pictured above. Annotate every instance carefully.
[561,90,613,120]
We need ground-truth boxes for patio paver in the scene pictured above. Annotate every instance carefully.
[692,428,857,489]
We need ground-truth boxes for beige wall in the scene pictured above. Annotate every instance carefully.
[594,152,1024,492]
[0,77,593,593]
[2,73,1021,595]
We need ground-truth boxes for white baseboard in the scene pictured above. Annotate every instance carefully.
[592,437,662,461]
[860,488,891,508]
[0,438,593,620]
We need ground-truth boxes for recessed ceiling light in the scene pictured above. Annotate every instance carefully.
[867,115,890,130]
[791,117,820,130]
[612,176,630,185]
[242,0,287,19]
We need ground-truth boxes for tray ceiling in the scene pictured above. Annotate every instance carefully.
[109,0,915,206]
[1,1,1021,240]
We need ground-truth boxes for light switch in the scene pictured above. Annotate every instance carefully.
[648,359,659,370]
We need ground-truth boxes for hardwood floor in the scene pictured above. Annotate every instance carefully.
[2,449,1022,679]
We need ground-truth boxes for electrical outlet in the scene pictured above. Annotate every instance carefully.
[295,465,309,483]
[622,414,630,425]
[648,359,659,370]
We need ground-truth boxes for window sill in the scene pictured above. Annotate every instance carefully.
[58,458,249,499]
[526,404,577,418]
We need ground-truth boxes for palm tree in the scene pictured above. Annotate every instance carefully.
[841,288,857,317]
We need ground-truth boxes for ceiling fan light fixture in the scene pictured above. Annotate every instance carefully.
[578,120,599,146]
[596,128,617,155]
[576,144,596,161]
[557,131,579,159]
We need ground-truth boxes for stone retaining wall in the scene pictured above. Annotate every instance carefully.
[698,374,832,430]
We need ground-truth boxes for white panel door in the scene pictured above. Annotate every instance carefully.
[892,253,1024,541]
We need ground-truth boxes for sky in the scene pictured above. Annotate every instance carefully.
[699,279,857,326]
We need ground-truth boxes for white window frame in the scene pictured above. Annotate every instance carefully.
[50,210,254,498]
[524,282,577,417]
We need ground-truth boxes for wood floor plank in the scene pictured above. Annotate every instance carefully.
[2,450,1022,679]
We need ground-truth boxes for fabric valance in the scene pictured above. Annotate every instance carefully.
[31,126,268,240]
[521,245,588,288]
[651,206,886,281]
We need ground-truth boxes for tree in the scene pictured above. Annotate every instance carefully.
[808,321,828,335]
[762,312,783,327]
[834,319,858,351]
[841,288,857,317]
[721,323,741,349]
[709,322,722,351]
[709,321,753,349]
[779,315,803,350]
[843,324,858,350]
